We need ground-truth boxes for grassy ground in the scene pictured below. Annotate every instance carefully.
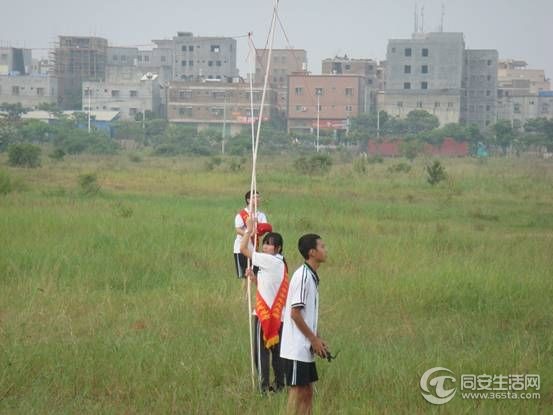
[1,153,552,414]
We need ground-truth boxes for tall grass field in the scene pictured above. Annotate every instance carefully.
[1,153,552,414]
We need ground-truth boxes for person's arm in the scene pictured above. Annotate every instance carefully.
[239,217,255,258]
[290,307,328,358]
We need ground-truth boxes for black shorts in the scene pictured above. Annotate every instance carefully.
[283,358,318,386]
[234,253,247,278]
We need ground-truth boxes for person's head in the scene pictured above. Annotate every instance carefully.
[298,233,327,263]
[262,232,283,255]
[245,190,261,206]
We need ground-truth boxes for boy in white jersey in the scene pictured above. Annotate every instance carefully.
[233,191,270,279]
[280,234,328,415]
[240,217,288,392]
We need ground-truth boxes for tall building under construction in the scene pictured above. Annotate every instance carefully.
[52,36,107,109]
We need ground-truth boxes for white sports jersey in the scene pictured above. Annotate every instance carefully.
[233,208,267,254]
[252,252,287,321]
[280,263,320,363]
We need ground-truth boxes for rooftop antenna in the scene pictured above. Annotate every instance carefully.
[414,3,419,33]
[440,2,445,32]
[421,5,425,33]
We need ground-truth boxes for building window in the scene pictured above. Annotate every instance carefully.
[448,102,454,108]
[422,48,429,57]
[421,81,428,90]
[417,101,423,108]
[487,60,492,66]
[211,45,220,53]
[421,65,428,74]
[138,56,142,62]
[208,61,213,67]
[404,65,411,74]
[189,46,194,52]
[295,105,302,111]
[12,86,19,95]
[486,105,491,111]
[404,82,411,90]
[404,48,412,57]
[210,107,224,116]
[113,55,118,61]
[345,88,354,96]
[36,88,45,96]
[181,60,187,66]
[129,108,137,116]
[346,105,353,112]
[514,103,521,114]
[397,102,403,108]
[486,90,491,96]
[130,90,138,97]
[434,102,440,108]
[144,56,149,62]
[179,90,192,99]
[315,88,324,96]
[391,47,396,53]
[345,64,351,70]
[161,56,166,63]
[181,46,187,51]
[111,90,120,97]
[487,75,492,81]
[216,60,222,66]
[295,87,303,96]
[189,60,193,66]
[121,56,127,62]
[317,105,322,111]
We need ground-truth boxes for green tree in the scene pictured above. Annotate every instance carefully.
[492,120,518,154]
[525,118,553,152]
[0,103,29,122]
[405,110,440,134]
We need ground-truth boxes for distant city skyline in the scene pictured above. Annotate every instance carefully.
[1,0,552,81]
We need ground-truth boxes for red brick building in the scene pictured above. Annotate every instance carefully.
[287,73,367,134]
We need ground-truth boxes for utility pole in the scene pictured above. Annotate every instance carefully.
[222,93,227,154]
[87,87,91,133]
[316,92,320,152]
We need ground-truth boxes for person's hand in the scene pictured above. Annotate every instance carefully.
[310,336,328,359]
[245,217,256,234]
[245,267,257,284]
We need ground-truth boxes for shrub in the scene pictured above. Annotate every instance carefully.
[49,148,66,161]
[367,155,384,164]
[388,162,412,173]
[400,140,423,161]
[0,170,13,195]
[78,173,101,196]
[8,144,41,168]
[425,160,447,185]
[128,153,142,163]
[294,154,333,175]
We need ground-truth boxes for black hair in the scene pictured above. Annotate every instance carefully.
[298,233,322,260]
[262,232,283,254]
[245,190,260,205]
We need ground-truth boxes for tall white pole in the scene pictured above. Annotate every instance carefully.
[316,93,320,152]
[87,87,91,133]
[222,93,226,154]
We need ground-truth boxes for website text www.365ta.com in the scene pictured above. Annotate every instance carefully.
[461,392,541,400]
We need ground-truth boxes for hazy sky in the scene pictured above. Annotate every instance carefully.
[1,0,552,80]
